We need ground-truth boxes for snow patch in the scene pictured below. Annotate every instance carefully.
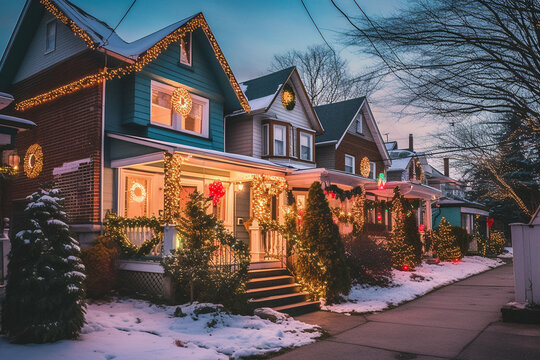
[498,247,513,259]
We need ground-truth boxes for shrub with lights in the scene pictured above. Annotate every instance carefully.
[2,189,86,343]
[295,182,350,303]
[389,187,418,270]
[477,229,506,257]
[161,191,250,312]
[432,217,462,262]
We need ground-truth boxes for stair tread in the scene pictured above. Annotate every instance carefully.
[273,301,320,311]
[249,292,309,303]
[246,283,300,294]
[248,275,293,283]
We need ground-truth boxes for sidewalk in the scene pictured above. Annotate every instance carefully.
[275,264,540,360]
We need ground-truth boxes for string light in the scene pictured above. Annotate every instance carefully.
[129,181,147,203]
[171,88,192,116]
[15,10,250,113]
[251,175,288,231]
[163,152,191,223]
[360,157,370,177]
[24,143,43,179]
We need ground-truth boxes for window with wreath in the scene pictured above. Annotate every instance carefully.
[150,81,209,137]
[124,175,150,218]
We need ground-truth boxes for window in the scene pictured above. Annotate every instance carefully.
[180,32,192,66]
[124,175,149,217]
[45,21,56,53]
[369,162,376,179]
[262,124,269,155]
[356,113,363,134]
[150,81,209,137]
[274,124,286,156]
[345,154,355,174]
[299,132,313,161]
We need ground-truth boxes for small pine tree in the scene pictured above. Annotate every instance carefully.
[404,212,423,264]
[2,189,86,343]
[296,182,350,303]
[433,217,462,261]
[389,187,417,270]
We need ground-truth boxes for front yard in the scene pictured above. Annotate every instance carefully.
[0,299,321,359]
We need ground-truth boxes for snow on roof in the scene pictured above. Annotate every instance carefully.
[52,0,197,60]
[246,94,277,112]
[387,157,411,172]
[0,114,36,129]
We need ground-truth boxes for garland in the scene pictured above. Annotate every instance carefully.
[324,184,364,202]
[251,175,288,232]
[0,165,17,178]
[104,211,163,257]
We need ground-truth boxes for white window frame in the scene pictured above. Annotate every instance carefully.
[273,124,286,156]
[262,124,269,156]
[150,80,209,138]
[356,113,363,134]
[344,154,355,174]
[299,132,313,161]
[45,20,57,54]
[180,32,192,66]
[369,161,376,179]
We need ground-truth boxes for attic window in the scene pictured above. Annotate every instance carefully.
[356,113,363,134]
[45,20,57,53]
[180,32,192,66]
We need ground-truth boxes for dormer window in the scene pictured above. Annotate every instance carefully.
[180,32,192,66]
[356,113,363,134]
[45,20,56,53]
[273,125,286,156]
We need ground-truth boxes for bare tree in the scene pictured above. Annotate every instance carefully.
[336,0,540,130]
[270,44,377,106]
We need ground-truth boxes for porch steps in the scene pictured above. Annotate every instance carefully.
[247,268,319,316]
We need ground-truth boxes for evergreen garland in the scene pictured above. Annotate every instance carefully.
[324,184,364,202]
[2,189,86,343]
[389,187,417,270]
[295,182,351,303]
[432,217,462,261]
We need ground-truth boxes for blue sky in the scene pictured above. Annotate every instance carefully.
[0,0,442,154]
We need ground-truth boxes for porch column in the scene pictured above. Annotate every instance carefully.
[249,219,264,262]
[425,200,432,230]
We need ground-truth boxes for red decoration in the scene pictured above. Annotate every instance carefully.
[209,181,225,206]
[377,213,383,221]
[418,224,425,232]
[452,258,460,264]
[402,265,409,271]
[487,217,494,229]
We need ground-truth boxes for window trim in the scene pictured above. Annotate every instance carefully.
[369,161,377,180]
[150,80,209,138]
[262,124,269,156]
[344,154,355,174]
[180,32,192,66]
[297,129,315,162]
[45,19,57,54]
[356,113,363,134]
[273,124,287,157]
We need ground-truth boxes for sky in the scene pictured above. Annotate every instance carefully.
[0,0,445,168]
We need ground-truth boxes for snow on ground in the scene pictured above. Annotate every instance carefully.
[498,247,513,259]
[0,299,321,359]
[322,256,504,314]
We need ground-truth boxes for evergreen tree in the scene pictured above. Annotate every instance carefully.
[433,217,462,261]
[389,187,417,270]
[404,212,423,264]
[296,182,350,303]
[2,189,86,343]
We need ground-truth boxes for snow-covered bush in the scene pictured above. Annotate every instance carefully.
[343,233,392,287]
[81,235,119,298]
[1,189,86,343]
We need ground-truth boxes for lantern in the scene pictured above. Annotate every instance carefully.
[8,152,20,170]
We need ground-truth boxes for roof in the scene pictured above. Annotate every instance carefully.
[387,157,411,172]
[0,114,36,130]
[314,97,365,143]
[385,141,398,151]
[240,67,295,111]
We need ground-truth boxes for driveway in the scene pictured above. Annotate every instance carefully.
[274,264,540,359]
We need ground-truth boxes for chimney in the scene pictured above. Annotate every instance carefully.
[443,158,450,177]
[408,134,414,152]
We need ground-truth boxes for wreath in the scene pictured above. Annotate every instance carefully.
[171,87,192,116]
[360,156,370,178]
[104,211,163,257]
[281,84,296,110]
[24,143,43,179]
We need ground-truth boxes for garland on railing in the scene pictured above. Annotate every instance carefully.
[323,184,364,202]
[104,211,163,257]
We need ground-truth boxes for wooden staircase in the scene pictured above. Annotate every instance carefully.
[247,267,319,316]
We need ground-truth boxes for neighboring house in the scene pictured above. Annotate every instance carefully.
[314,97,391,179]
[385,138,428,184]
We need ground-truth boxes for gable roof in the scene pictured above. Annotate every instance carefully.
[314,97,365,143]
[1,0,250,112]
[241,67,295,110]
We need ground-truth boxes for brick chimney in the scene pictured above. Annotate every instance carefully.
[408,134,414,152]
[443,158,450,177]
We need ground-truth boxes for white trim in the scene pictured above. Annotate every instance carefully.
[262,123,269,156]
[273,124,287,156]
[345,154,355,174]
[315,140,337,146]
[118,260,164,274]
[461,207,489,216]
[111,152,164,168]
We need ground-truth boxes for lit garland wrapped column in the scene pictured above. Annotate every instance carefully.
[250,175,288,231]
[351,192,365,235]
[163,152,189,223]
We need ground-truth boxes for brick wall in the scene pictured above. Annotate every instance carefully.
[335,133,386,177]
[6,52,103,224]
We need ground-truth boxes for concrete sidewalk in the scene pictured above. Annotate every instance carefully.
[275,264,540,360]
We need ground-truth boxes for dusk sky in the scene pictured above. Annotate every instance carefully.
[0,0,444,160]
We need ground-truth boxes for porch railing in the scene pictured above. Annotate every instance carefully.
[263,230,286,265]
[125,226,162,257]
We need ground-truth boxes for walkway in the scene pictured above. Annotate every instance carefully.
[275,264,540,359]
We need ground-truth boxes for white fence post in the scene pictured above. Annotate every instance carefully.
[511,220,540,305]
[163,225,177,255]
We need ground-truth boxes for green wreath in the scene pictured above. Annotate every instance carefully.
[281,84,296,110]
[104,211,163,258]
